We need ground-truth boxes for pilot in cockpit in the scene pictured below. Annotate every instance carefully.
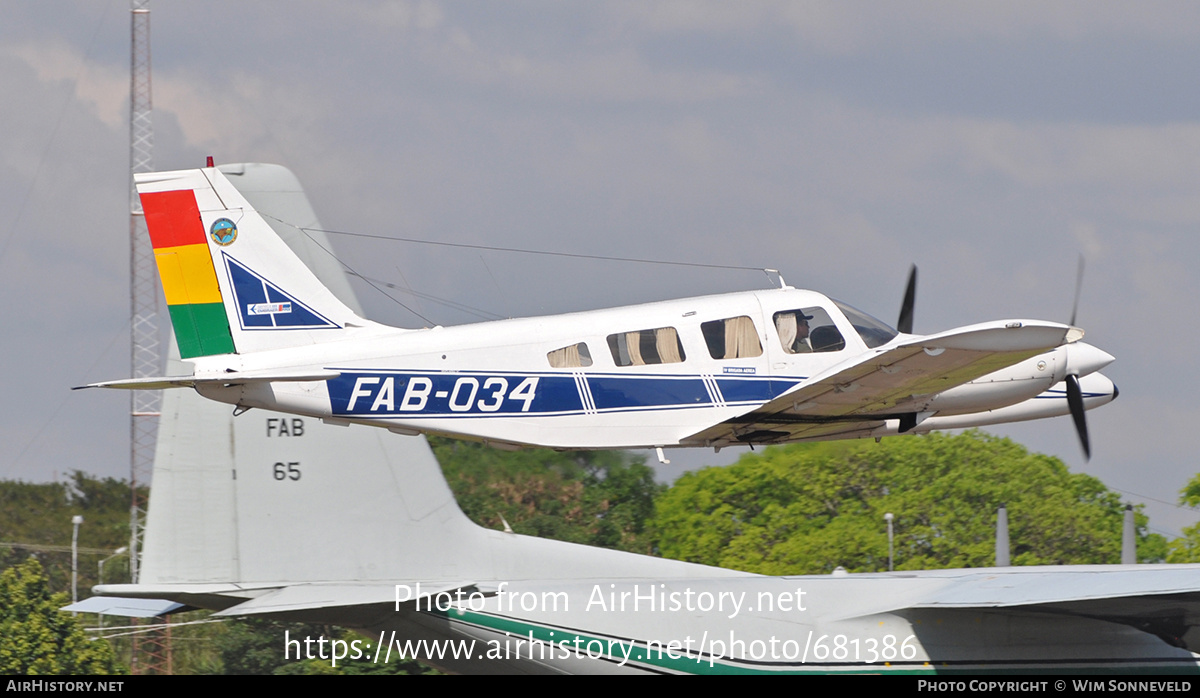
[776,307,848,354]
[776,309,815,353]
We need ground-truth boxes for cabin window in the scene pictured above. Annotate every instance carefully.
[701,316,762,360]
[774,307,845,354]
[547,342,593,368]
[607,327,686,366]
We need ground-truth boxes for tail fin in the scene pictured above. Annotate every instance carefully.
[137,167,370,358]
[138,393,720,588]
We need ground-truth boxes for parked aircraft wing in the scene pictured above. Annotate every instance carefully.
[891,565,1200,648]
[88,565,1200,657]
[684,320,1077,446]
[61,596,186,618]
[210,581,475,617]
[905,564,1200,607]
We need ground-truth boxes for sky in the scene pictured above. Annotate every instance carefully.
[2,1,1198,538]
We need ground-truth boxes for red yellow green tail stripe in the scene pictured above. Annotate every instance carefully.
[141,189,236,358]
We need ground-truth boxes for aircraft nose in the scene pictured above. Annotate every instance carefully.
[1064,342,1115,377]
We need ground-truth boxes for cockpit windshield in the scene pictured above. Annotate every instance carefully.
[832,300,899,348]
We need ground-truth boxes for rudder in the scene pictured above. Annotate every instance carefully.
[137,167,371,358]
[142,187,237,358]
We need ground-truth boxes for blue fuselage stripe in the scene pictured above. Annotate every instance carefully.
[327,371,803,418]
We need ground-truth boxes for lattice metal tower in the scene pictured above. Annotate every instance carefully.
[128,0,156,591]
[128,0,171,675]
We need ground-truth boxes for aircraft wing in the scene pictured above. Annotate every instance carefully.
[898,565,1200,648]
[210,581,474,617]
[85,580,477,621]
[86,566,1200,652]
[684,320,1078,446]
[909,565,1200,609]
[61,596,187,618]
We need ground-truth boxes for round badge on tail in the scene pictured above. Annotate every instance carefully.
[210,218,238,246]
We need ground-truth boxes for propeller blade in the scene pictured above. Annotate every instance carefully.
[1069,255,1085,327]
[1065,373,1091,461]
[897,265,917,334]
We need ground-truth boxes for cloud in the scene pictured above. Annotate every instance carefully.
[424,39,760,103]
[604,1,1200,53]
[3,40,127,131]
[350,0,445,31]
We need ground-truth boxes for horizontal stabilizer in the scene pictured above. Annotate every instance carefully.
[212,581,474,617]
[75,368,341,391]
[61,596,186,618]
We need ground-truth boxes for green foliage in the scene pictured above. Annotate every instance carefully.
[0,472,138,594]
[1181,473,1200,509]
[207,619,434,675]
[207,618,303,675]
[1140,528,1169,563]
[0,558,124,674]
[652,431,1163,574]
[431,437,663,553]
[1167,474,1200,563]
[1168,528,1200,563]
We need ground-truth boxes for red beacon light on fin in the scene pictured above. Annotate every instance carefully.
[206,156,214,168]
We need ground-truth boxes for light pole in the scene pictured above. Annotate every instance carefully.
[884,512,895,571]
[71,515,84,612]
[99,546,129,585]
[995,504,1010,567]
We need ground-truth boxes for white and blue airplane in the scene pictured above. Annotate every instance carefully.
[71,163,1195,675]
[82,165,1116,458]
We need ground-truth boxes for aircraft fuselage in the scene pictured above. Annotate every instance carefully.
[190,286,1115,451]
